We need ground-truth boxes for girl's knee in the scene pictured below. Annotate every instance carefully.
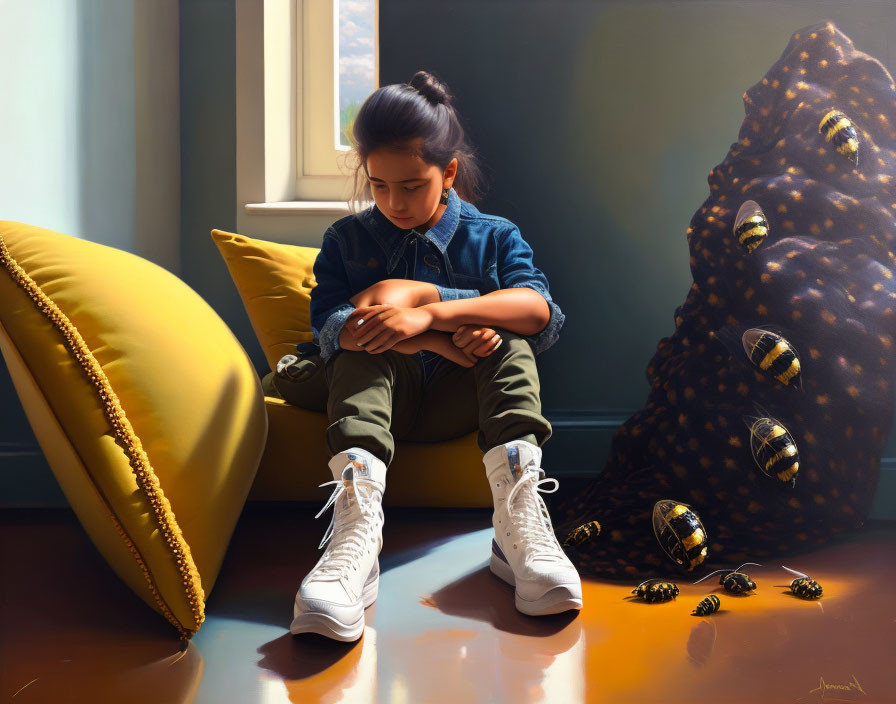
[490,328,532,351]
[477,328,535,367]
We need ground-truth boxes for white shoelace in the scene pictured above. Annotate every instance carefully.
[503,466,564,565]
[311,470,385,580]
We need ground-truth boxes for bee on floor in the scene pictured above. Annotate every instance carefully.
[652,500,709,571]
[778,565,823,599]
[733,200,769,254]
[692,594,721,616]
[743,403,800,486]
[693,562,762,595]
[742,327,803,389]
[819,108,859,166]
[629,579,680,603]
[562,520,601,548]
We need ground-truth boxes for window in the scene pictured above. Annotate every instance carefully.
[236,0,378,222]
[337,1,377,149]
[302,0,378,179]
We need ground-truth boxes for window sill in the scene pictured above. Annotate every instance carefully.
[244,200,358,216]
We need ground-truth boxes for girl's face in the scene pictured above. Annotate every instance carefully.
[366,138,458,231]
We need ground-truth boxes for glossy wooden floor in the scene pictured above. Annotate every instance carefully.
[2,501,895,703]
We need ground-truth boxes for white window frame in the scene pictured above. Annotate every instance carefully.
[235,0,377,237]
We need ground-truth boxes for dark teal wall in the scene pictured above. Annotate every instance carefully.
[372,0,896,516]
[3,0,895,516]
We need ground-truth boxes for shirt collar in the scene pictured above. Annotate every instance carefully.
[358,187,461,273]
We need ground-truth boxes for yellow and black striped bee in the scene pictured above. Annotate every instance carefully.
[733,200,769,254]
[562,520,601,548]
[741,328,803,389]
[630,579,680,604]
[652,500,709,571]
[694,562,761,595]
[780,565,823,599]
[692,594,721,616]
[743,404,800,486]
[819,108,859,166]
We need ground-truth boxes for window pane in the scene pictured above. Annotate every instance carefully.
[336,0,376,149]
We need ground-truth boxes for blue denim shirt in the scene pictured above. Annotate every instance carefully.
[302,187,565,378]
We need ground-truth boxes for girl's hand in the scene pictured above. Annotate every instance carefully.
[452,325,503,363]
[438,340,477,368]
[346,304,435,353]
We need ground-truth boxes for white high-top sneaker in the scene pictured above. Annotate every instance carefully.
[290,447,386,641]
[483,439,583,616]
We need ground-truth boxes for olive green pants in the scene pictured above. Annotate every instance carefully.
[273,328,552,466]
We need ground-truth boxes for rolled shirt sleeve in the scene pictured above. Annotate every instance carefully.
[496,225,566,355]
[434,284,480,301]
[309,231,357,363]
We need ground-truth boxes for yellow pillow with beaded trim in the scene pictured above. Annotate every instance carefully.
[0,220,268,640]
[210,228,318,373]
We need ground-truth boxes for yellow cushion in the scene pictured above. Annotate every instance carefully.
[210,227,492,507]
[253,373,491,507]
[0,221,268,640]
[210,228,318,372]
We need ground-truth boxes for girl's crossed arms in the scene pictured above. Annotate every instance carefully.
[342,278,550,366]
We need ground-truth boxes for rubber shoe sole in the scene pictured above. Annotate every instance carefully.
[489,539,583,616]
[290,562,379,641]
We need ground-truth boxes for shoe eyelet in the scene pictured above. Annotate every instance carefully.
[506,532,510,537]
[513,544,517,549]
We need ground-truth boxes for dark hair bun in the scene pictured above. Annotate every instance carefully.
[409,70,450,106]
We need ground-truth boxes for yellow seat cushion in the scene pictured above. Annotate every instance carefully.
[211,228,491,507]
[0,221,268,640]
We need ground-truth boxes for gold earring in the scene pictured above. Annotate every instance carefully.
[440,187,450,204]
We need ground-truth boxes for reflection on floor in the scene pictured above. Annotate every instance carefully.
[2,502,895,703]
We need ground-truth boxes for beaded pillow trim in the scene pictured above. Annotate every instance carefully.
[0,234,205,640]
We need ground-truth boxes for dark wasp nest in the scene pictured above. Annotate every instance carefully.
[554,21,896,579]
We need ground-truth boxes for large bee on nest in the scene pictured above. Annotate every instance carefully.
[733,200,769,254]
[628,579,680,604]
[652,500,708,571]
[778,565,824,599]
[561,520,601,548]
[743,403,800,486]
[819,108,860,166]
[715,325,803,390]
[693,562,762,595]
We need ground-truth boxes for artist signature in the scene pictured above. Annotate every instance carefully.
[807,674,867,700]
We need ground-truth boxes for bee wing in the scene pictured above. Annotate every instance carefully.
[742,413,761,431]
[753,322,789,337]
[752,401,796,429]
[711,324,744,358]
[751,400,774,419]
[781,565,810,579]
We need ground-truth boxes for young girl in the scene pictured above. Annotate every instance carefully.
[287,71,582,642]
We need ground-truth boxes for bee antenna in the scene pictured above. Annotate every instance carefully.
[635,576,677,589]
[734,562,762,573]
[692,569,727,584]
[781,565,809,579]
